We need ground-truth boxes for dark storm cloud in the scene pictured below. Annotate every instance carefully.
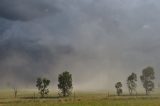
[0,0,58,21]
[0,34,75,86]
[0,0,160,90]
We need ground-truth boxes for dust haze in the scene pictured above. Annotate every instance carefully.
[0,0,160,91]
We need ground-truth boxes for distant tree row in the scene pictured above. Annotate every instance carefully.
[36,71,73,97]
[115,66,155,96]
[35,66,155,98]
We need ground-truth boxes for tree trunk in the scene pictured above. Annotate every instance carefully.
[63,89,66,97]
[129,89,132,95]
[146,89,148,95]
[14,89,17,98]
[117,88,119,96]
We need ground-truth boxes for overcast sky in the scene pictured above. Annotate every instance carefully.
[0,0,160,91]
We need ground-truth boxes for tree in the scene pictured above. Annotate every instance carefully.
[127,73,137,95]
[115,82,123,96]
[6,83,18,98]
[140,67,155,95]
[36,78,50,97]
[58,71,73,97]
[13,87,18,98]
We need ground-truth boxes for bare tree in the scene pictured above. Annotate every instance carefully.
[13,87,18,98]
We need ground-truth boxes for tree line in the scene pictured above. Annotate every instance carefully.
[115,66,155,96]
[35,66,156,98]
[36,71,73,97]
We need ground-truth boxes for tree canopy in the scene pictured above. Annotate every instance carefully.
[115,82,123,96]
[58,71,73,97]
[36,78,50,97]
[127,73,137,95]
[140,67,155,95]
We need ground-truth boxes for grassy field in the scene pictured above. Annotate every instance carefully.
[0,90,160,106]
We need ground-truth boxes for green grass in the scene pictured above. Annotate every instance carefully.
[5,98,160,106]
[0,91,160,106]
